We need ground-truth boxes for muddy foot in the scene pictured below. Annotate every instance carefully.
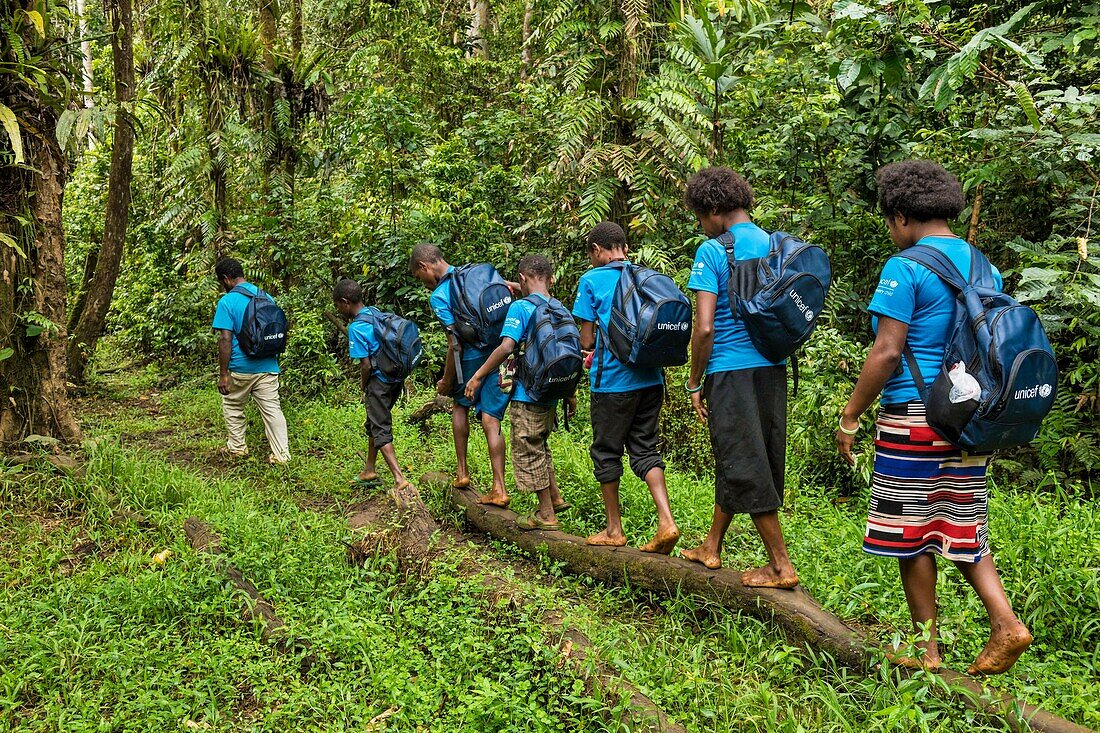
[740,565,799,589]
[968,622,1032,675]
[681,545,722,569]
[886,647,941,671]
[639,527,681,555]
[585,529,627,547]
[453,475,471,489]
[476,491,510,508]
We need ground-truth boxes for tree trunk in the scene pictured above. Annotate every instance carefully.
[0,122,82,444]
[290,0,303,59]
[76,0,95,147]
[520,0,534,73]
[206,71,229,257]
[258,0,280,270]
[467,0,488,57]
[609,0,646,230]
[67,0,136,384]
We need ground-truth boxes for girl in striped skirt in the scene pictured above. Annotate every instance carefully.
[835,160,1032,675]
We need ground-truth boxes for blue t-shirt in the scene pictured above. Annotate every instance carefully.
[500,293,555,406]
[870,235,1003,404]
[211,282,280,374]
[687,222,785,375]
[347,306,400,384]
[430,265,493,361]
[572,263,663,394]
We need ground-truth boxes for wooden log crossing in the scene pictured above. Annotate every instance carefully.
[183,516,318,671]
[344,479,686,731]
[446,484,1093,733]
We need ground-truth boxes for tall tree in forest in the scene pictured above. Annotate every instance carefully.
[0,1,82,442]
[68,0,136,383]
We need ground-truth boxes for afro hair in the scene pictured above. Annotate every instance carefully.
[875,160,965,222]
[684,167,754,215]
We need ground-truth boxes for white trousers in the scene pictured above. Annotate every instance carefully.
[220,372,290,461]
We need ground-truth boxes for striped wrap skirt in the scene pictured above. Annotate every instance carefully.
[863,402,991,563]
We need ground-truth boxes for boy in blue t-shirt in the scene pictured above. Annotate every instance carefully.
[681,167,797,589]
[409,243,512,507]
[465,255,576,530]
[332,279,410,491]
[572,222,680,554]
[211,257,290,465]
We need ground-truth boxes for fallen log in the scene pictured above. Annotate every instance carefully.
[342,477,686,731]
[183,517,317,671]
[546,610,688,733]
[447,485,1091,733]
[407,396,453,427]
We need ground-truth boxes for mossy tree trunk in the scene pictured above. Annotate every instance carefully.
[67,0,136,384]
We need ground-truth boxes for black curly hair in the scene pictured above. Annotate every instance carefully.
[333,278,363,303]
[875,160,965,222]
[214,257,244,281]
[586,221,627,251]
[518,254,553,281]
[684,167,754,215]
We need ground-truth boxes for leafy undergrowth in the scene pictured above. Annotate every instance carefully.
[2,365,1096,731]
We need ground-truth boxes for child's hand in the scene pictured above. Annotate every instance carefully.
[436,378,453,397]
[565,396,577,418]
[464,376,482,401]
[583,350,594,369]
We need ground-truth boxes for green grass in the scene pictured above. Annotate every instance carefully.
[2,365,1096,731]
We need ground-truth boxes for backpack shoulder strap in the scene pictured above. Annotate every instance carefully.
[717,230,736,267]
[230,285,255,298]
[895,244,968,293]
[967,244,997,288]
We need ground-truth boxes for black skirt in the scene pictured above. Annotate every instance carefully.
[704,366,787,515]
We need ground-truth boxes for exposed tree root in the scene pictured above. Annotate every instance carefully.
[341,476,687,730]
[183,516,318,672]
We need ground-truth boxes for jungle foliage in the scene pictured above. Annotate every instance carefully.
[3,3,1098,464]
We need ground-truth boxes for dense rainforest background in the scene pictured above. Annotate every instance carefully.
[1,0,1098,731]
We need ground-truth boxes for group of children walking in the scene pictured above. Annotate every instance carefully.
[213,161,1041,675]
[358,165,802,590]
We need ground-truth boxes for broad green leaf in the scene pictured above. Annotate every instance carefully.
[23,9,44,38]
[25,324,44,337]
[0,232,26,258]
[0,103,24,164]
[57,109,78,151]
[1010,81,1041,130]
[0,348,12,362]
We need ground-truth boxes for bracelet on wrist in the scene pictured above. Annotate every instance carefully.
[838,416,860,436]
[685,380,703,394]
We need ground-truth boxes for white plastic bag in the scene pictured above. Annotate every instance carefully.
[947,361,981,403]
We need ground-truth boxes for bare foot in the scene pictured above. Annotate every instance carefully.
[585,529,627,547]
[453,475,471,489]
[886,643,941,671]
[476,491,510,508]
[639,526,681,555]
[681,545,722,569]
[968,622,1032,675]
[358,471,379,482]
[741,565,799,589]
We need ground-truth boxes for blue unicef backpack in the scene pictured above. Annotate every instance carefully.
[517,296,583,403]
[230,285,288,358]
[597,261,691,386]
[898,244,1058,452]
[446,263,513,351]
[719,230,831,362]
[352,308,423,380]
